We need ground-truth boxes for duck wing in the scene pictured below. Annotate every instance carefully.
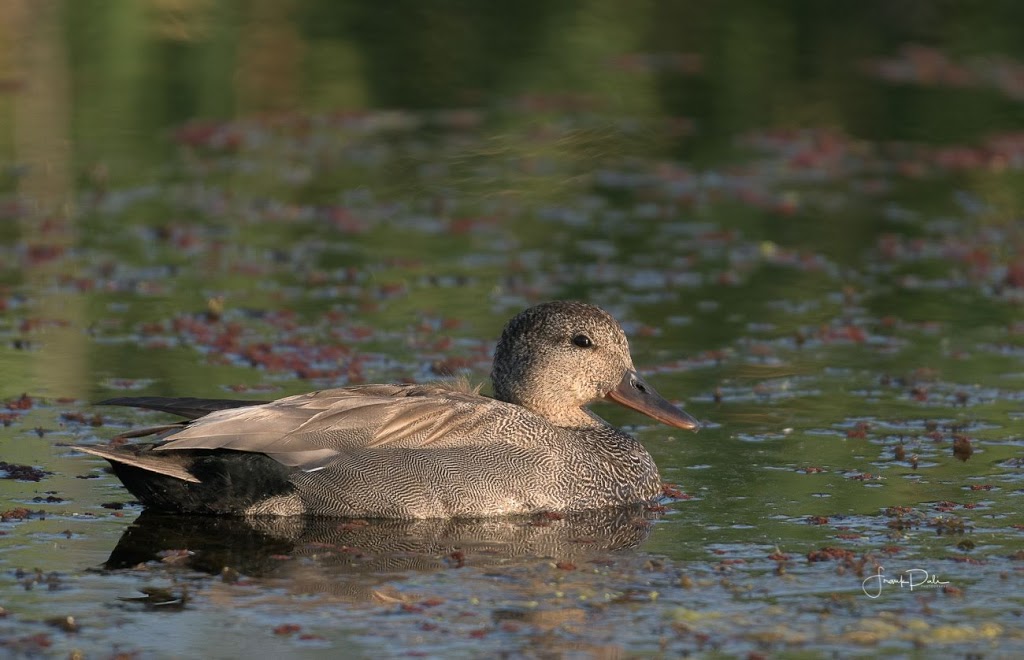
[152,383,526,472]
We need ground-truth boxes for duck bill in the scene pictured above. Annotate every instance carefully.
[605,371,700,431]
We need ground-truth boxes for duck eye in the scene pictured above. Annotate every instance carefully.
[571,334,593,348]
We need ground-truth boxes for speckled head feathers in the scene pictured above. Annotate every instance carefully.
[491,301,636,425]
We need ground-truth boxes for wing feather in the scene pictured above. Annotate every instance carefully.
[149,383,530,472]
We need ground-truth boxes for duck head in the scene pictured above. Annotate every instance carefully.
[491,301,700,430]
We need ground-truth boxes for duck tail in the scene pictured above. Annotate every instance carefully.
[73,445,200,483]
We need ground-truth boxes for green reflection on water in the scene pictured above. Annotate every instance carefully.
[2,1,1024,656]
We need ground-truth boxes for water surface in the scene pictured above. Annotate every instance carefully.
[2,2,1023,657]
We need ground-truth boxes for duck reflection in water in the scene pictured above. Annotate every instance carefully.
[103,507,662,600]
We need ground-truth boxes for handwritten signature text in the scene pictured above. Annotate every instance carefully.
[862,567,950,599]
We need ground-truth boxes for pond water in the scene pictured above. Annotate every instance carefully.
[2,2,1024,657]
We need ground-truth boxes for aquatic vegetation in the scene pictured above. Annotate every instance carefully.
[2,4,1024,656]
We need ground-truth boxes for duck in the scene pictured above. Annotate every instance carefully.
[75,301,700,519]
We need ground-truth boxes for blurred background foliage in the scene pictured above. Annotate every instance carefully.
[1,5,1023,653]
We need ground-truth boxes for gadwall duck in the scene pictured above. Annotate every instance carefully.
[75,301,700,518]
